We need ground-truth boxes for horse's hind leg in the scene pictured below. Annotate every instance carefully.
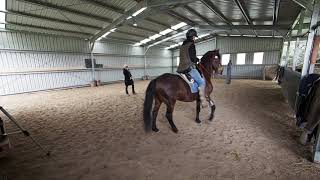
[208,97,216,121]
[196,99,201,123]
[152,97,162,132]
[165,100,178,133]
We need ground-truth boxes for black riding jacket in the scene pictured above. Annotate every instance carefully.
[182,38,199,63]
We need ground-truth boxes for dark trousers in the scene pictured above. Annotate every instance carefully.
[125,80,135,94]
[126,84,135,94]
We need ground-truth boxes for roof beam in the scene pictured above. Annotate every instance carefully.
[145,18,171,28]
[116,30,148,38]
[147,28,192,47]
[79,0,125,14]
[101,37,138,44]
[233,0,258,36]
[197,25,289,31]
[184,5,216,26]
[17,0,113,23]
[233,0,253,25]
[90,1,148,42]
[291,0,313,11]
[125,24,159,34]
[273,0,281,25]
[166,10,197,26]
[1,10,101,31]
[3,22,92,36]
[200,0,232,25]
[133,16,172,28]
[147,0,197,8]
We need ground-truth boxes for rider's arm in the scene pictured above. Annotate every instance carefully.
[189,44,199,63]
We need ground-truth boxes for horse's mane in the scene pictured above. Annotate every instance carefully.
[201,50,220,64]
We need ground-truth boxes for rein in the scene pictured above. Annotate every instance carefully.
[198,63,212,77]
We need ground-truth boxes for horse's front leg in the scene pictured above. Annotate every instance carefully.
[208,97,216,121]
[195,99,201,123]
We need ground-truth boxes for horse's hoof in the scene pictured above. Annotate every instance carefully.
[209,115,214,121]
[195,119,201,123]
[152,127,159,132]
[172,127,178,133]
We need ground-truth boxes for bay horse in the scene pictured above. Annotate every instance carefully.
[143,50,222,133]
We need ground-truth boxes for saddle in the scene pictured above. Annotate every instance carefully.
[178,72,199,94]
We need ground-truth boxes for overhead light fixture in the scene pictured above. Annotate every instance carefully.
[149,29,190,47]
[126,16,132,20]
[103,31,111,37]
[197,33,210,39]
[159,28,173,35]
[149,34,162,40]
[0,13,5,23]
[0,0,5,11]
[97,37,103,41]
[140,38,152,44]
[132,7,147,17]
[133,42,142,46]
[110,28,117,32]
[133,18,137,26]
[171,22,187,30]
[167,44,179,49]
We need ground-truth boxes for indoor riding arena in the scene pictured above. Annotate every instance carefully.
[1,0,320,180]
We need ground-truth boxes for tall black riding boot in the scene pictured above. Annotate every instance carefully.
[132,84,136,94]
[125,85,129,95]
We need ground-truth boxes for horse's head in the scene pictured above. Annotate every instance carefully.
[212,49,223,75]
[201,49,223,75]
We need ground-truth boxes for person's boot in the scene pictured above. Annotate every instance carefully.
[198,86,207,108]
[125,86,130,95]
[132,85,136,94]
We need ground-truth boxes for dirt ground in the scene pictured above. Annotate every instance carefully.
[0,79,319,180]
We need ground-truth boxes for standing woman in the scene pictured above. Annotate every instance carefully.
[123,64,136,95]
[226,60,232,84]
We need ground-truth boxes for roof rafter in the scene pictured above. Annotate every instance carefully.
[184,5,216,26]
[79,0,125,14]
[200,0,232,25]
[233,0,258,36]
[3,22,92,37]
[1,10,101,30]
[17,0,113,23]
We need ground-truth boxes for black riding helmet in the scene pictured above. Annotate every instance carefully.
[186,29,198,39]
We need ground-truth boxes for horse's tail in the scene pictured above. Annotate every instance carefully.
[143,79,156,132]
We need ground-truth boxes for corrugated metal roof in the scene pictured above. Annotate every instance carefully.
[2,0,305,43]
[173,6,209,25]
[5,23,89,38]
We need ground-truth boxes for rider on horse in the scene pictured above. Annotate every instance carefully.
[177,29,208,107]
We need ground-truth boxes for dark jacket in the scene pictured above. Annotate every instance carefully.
[123,68,133,85]
[177,39,199,73]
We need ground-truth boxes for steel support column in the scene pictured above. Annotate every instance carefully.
[301,3,320,76]
[293,10,305,71]
[284,36,291,67]
[90,42,96,85]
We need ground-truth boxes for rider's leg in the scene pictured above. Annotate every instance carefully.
[189,68,207,107]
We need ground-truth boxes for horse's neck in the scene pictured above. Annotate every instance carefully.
[199,64,212,84]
